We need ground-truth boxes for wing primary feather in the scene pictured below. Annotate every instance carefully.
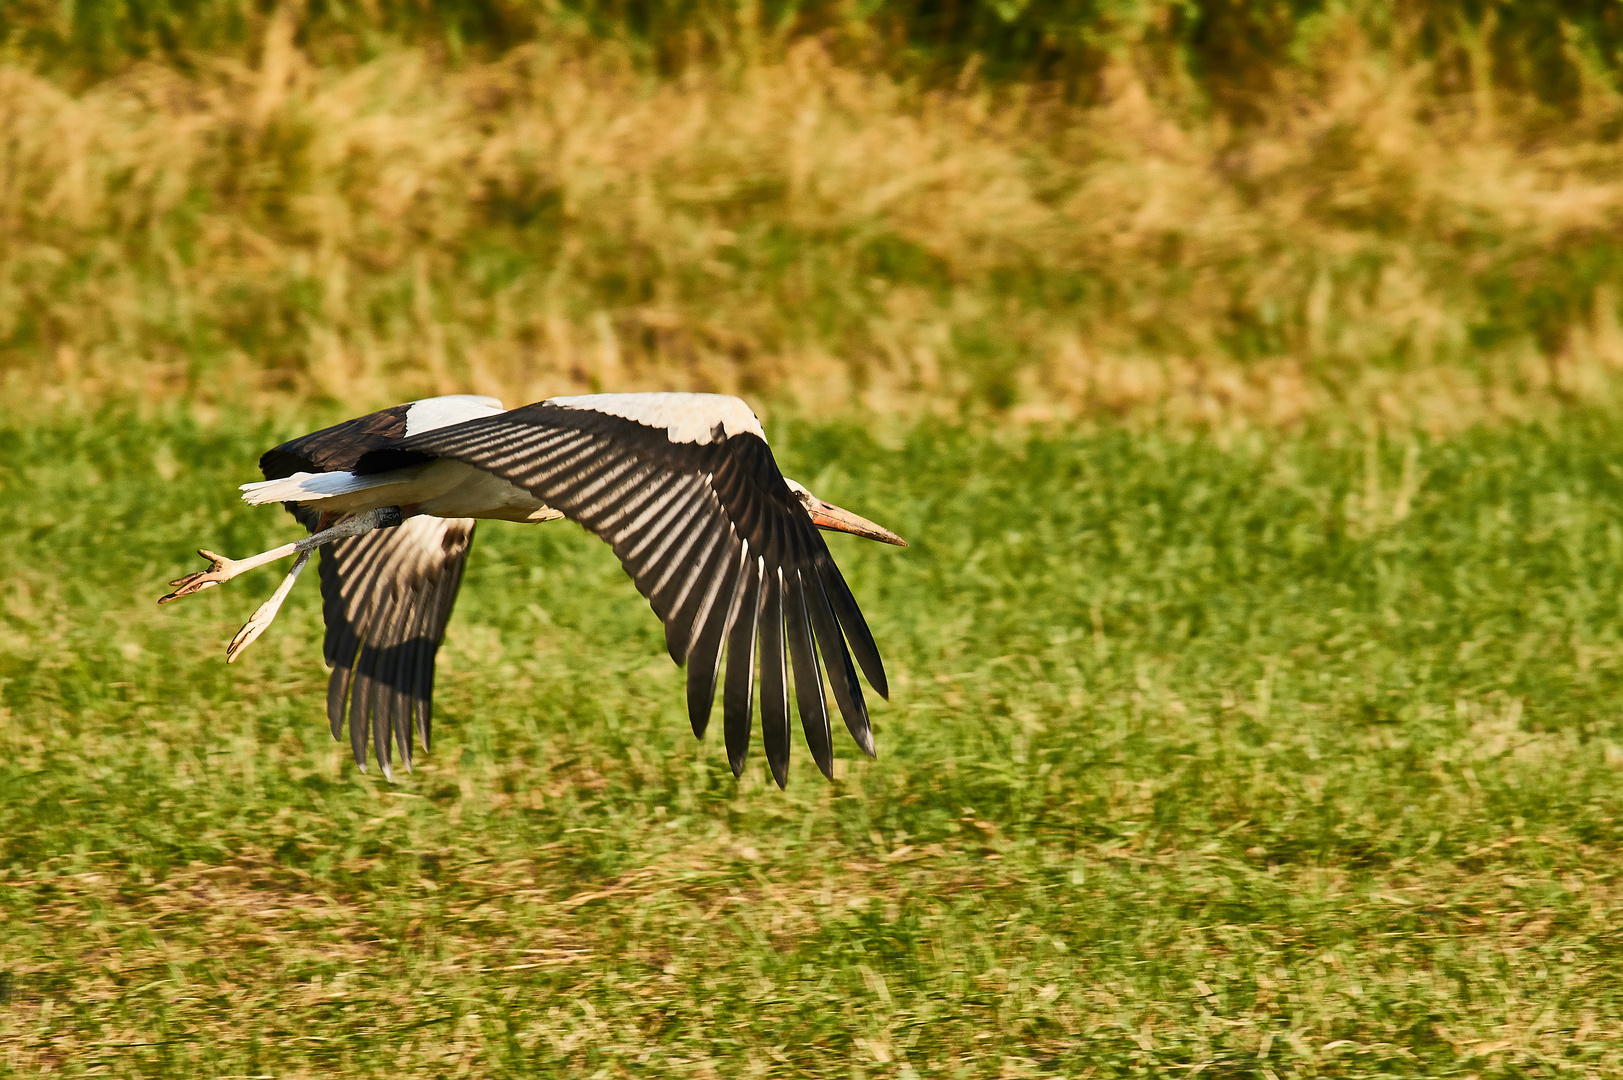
[683,540,747,740]
[759,569,790,788]
[397,580,437,754]
[425,562,464,748]
[415,536,470,750]
[348,536,406,774]
[355,587,401,779]
[349,640,373,772]
[400,536,451,752]
[803,558,874,758]
[387,588,421,771]
[321,546,359,742]
[814,551,889,700]
[345,587,393,773]
[722,553,763,777]
[369,650,394,781]
[366,590,406,772]
[662,520,735,663]
[328,529,404,766]
[370,643,400,774]
[784,565,833,780]
[327,665,353,745]
[674,455,753,663]
[336,550,393,763]
[651,541,713,665]
[354,641,383,777]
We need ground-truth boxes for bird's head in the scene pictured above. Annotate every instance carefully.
[783,479,907,547]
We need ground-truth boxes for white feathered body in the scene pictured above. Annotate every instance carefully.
[242,457,561,522]
[240,394,561,523]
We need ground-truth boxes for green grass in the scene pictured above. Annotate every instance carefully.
[5,410,1623,1075]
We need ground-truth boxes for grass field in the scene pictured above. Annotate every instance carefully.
[8,10,1623,428]
[5,410,1623,1075]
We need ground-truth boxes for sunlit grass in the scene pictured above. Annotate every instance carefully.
[5,13,1623,428]
[4,411,1623,1074]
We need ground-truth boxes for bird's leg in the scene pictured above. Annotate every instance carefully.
[224,511,335,662]
[225,549,312,663]
[159,506,403,604]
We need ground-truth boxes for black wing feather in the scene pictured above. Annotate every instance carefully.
[804,564,874,757]
[722,554,763,777]
[684,543,748,738]
[784,567,833,779]
[814,550,889,700]
[758,570,791,788]
[412,551,467,751]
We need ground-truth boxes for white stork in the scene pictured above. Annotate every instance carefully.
[159,393,906,784]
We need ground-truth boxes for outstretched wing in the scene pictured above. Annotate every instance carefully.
[371,396,889,786]
[316,516,474,779]
[260,405,476,779]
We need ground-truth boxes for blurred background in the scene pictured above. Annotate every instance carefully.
[6,0,1623,427]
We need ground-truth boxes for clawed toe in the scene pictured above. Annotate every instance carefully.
[226,612,271,663]
[158,549,239,604]
[224,549,312,662]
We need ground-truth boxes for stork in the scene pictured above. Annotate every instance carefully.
[159,393,906,784]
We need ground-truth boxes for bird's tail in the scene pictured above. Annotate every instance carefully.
[240,470,409,506]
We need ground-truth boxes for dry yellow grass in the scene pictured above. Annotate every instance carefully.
[4,12,1623,427]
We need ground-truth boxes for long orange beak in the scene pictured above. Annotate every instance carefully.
[805,497,907,547]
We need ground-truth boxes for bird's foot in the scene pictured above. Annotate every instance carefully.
[225,598,276,662]
[224,551,310,662]
[158,549,244,604]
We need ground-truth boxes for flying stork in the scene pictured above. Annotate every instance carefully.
[159,393,906,784]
